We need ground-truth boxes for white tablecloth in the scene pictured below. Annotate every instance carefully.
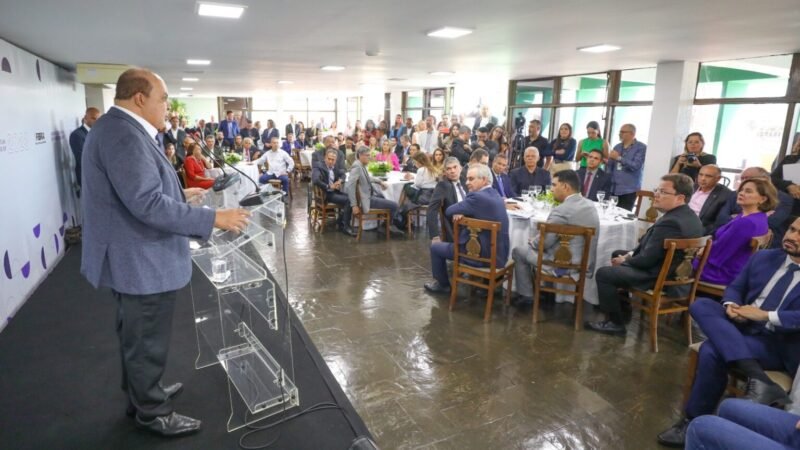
[300,149,315,167]
[508,202,642,304]
[379,171,414,204]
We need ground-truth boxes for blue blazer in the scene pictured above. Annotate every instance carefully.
[445,187,509,267]
[492,172,515,198]
[724,248,800,331]
[80,107,216,295]
[69,125,88,187]
[389,125,406,140]
[219,119,240,143]
[261,127,280,143]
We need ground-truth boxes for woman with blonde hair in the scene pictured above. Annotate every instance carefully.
[402,151,440,206]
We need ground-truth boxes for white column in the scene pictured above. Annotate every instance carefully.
[642,61,699,189]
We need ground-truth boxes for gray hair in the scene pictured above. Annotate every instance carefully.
[469,163,493,183]
[524,147,540,157]
[325,148,339,158]
[443,156,461,167]
[243,137,253,145]
[356,146,372,157]
[459,126,471,134]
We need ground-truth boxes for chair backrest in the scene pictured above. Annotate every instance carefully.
[720,175,731,187]
[634,190,658,223]
[653,236,713,299]
[535,222,596,274]
[313,185,327,206]
[439,204,449,241]
[291,148,302,166]
[354,179,365,209]
[178,167,188,187]
[750,231,772,253]
[452,217,500,269]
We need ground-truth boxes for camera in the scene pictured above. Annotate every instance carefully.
[686,154,697,163]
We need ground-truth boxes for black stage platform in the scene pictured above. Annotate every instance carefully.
[0,246,372,450]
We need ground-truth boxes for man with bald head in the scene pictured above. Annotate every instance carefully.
[81,68,249,437]
[606,123,646,211]
[689,164,731,234]
[509,147,551,196]
[69,107,101,191]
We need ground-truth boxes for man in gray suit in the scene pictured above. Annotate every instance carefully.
[511,170,600,306]
[345,147,404,235]
[81,68,249,437]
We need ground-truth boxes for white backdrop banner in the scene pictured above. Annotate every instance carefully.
[0,38,85,332]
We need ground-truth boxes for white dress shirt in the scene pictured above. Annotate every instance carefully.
[453,180,466,202]
[112,105,157,143]
[414,167,438,189]
[254,149,295,176]
[724,256,800,328]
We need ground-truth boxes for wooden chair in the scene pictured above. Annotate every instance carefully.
[682,341,793,406]
[448,217,515,322]
[634,190,658,223]
[398,189,429,236]
[292,148,311,181]
[351,179,390,242]
[310,185,342,232]
[695,231,772,298]
[532,223,596,330]
[177,168,188,188]
[628,236,712,352]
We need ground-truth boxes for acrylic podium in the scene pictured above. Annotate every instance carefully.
[189,192,298,432]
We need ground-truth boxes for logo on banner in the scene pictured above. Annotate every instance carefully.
[35,132,46,145]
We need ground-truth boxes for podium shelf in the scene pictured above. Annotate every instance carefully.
[191,247,266,289]
[218,323,298,415]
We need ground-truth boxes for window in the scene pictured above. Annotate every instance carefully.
[346,97,360,125]
[691,103,790,170]
[619,67,656,102]
[510,107,552,139]
[555,106,606,141]
[514,80,554,105]
[560,73,608,104]
[696,54,792,99]
[611,106,652,145]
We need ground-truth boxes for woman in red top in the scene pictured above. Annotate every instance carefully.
[183,143,215,189]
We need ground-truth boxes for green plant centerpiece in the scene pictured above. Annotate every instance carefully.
[367,161,392,176]
[223,152,243,166]
[537,190,559,206]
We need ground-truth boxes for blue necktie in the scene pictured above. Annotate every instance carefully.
[761,264,800,311]
[497,174,506,197]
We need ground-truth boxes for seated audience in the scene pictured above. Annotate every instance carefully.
[252,137,294,193]
[491,154,514,198]
[549,123,576,174]
[509,147,551,196]
[424,163,509,294]
[312,136,346,173]
[586,174,703,335]
[402,151,440,206]
[375,139,401,171]
[685,399,800,450]
[489,126,507,158]
[204,134,223,166]
[183,143,215,189]
[511,170,600,306]
[232,135,244,153]
[340,136,357,168]
[402,144,420,173]
[440,125,459,154]
[657,217,800,447]
[700,178,775,285]
[395,134,411,163]
[281,132,303,155]
[164,143,181,171]
[689,164,731,234]
[471,127,499,161]
[670,132,716,182]
[451,126,473,166]
[241,137,259,162]
[345,147,405,235]
[312,148,353,235]
[577,149,611,202]
[461,148,490,185]
[714,167,793,247]
[428,157,467,243]
[432,148,446,172]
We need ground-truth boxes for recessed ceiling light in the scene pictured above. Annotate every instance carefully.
[577,44,621,53]
[427,27,473,39]
[429,71,454,76]
[277,80,294,84]
[387,77,407,82]
[180,87,193,91]
[187,59,211,65]
[182,77,199,82]
[320,65,345,71]
[196,2,246,19]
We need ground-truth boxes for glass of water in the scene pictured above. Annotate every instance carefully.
[532,185,542,197]
[597,190,606,203]
[609,195,619,215]
[211,258,230,283]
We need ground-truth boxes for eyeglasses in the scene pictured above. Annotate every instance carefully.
[653,188,677,196]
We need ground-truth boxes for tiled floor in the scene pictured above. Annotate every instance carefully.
[283,183,691,449]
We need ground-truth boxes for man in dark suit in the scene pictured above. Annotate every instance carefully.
[312,148,353,235]
[428,157,467,243]
[689,164,731,234]
[472,127,499,161]
[312,136,346,173]
[401,143,419,173]
[577,149,612,202]
[657,217,800,447]
[69,106,100,190]
[451,126,473,166]
[219,110,239,148]
[491,154,514,198]
[425,163,509,294]
[285,115,300,137]
[395,135,411,164]
[162,116,187,163]
[81,68,248,437]
[586,173,704,335]
[715,167,793,247]
[460,148,490,185]
[509,147,551,195]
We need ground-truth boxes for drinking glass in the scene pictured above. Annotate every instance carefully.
[211,258,230,283]
[600,200,610,218]
[545,184,553,193]
[596,190,606,203]
[609,196,619,215]
[532,185,542,197]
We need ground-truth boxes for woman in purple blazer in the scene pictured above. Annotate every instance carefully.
[700,178,777,285]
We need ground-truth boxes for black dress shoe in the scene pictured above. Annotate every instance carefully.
[341,226,357,236]
[424,281,450,294]
[585,320,626,336]
[656,417,690,447]
[388,225,405,236]
[135,412,201,437]
[126,382,184,417]
[744,378,791,407]
[511,296,533,307]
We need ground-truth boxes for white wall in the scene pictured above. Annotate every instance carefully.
[180,97,218,125]
[0,38,85,332]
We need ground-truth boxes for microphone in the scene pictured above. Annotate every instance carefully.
[238,186,284,207]
[189,135,258,193]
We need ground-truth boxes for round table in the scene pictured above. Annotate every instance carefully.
[507,201,644,305]
[379,171,414,204]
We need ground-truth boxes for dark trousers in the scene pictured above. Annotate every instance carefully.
[114,289,178,419]
[615,192,637,211]
[326,191,350,227]
[684,298,800,418]
[259,173,290,192]
[686,399,800,449]
[595,262,655,323]
[431,242,455,286]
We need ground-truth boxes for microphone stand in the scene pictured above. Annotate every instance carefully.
[189,134,253,193]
